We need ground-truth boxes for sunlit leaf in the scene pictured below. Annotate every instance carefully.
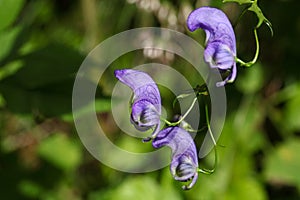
[18,180,42,198]
[89,177,160,200]
[264,139,300,188]
[0,27,22,62]
[226,178,267,200]
[236,62,265,94]
[0,0,25,30]
[0,60,23,80]
[38,133,82,171]
[283,94,300,132]
[62,98,112,121]
[88,175,181,200]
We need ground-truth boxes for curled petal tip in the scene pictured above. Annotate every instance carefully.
[114,69,128,80]
[185,173,198,190]
[216,81,226,87]
[114,69,122,76]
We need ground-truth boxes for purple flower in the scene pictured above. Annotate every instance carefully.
[152,127,198,190]
[114,69,161,139]
[187,7,237,86]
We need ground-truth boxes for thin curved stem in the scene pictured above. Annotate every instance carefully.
[164,97,198,126]
[236,28,259,68]
[186,126,207,133]
[205,104,217,146]
[172,92,194,108]
[233,6,249,28]
[197,104,218,175]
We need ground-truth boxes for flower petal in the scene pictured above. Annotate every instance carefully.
[204,42,235,70]
[114,69,161,138]
[187,7,237,86]
[152,127,198,190]
[130,100,160,130]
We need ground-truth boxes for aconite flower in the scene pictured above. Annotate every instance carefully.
[187,7,237,86]
[152,127,199,190]
[114,69,161,140]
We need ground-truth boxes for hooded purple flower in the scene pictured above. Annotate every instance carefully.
[187,7,237,87]
[114,69,161,139]
[152,127,198,190]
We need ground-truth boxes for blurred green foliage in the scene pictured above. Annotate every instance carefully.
[0,0,300,199]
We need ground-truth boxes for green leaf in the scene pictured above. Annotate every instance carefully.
[38,133,82,171]
[283,94,300,132]
[62,98,112,121]
[223,0,273,35]
[226,178,267,200]
[0,77,74,116]
[248,3,273,34]
[0,94,5,108]
[18,180,43,198]
[0,60,23,80]
[0,27,22,62]
[236,62,265,94]
[0,43,89,117]
[0,0,25,30]
[264,139,300,188]
[89,177,161,200]
[8,43,84,88]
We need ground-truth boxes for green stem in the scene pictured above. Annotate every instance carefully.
[197,104,218,175]
[233,6,248,28]
[236,28,259,68]
[164,97,198,126]
[172,92,193,108]
[186,126,207,133]
[205,104,217,146]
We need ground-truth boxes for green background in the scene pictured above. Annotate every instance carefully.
[0,0,300,199]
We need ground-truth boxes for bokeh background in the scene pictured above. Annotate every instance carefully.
[1,0,300,199]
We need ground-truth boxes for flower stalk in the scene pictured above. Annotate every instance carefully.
[235,29,260,67]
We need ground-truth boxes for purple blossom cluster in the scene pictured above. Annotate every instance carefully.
[115,69,198,190]
[114,7,237,190]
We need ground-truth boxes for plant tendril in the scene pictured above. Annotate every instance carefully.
[197,103,218,175]
[163,97,198,126]
[236,28,259,67]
